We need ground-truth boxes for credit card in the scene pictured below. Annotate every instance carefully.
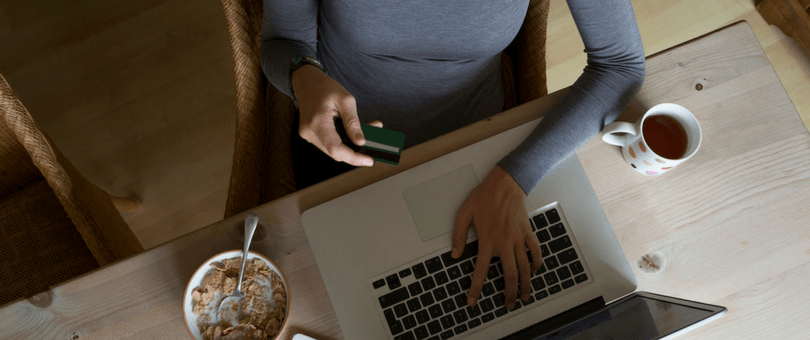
[334,117,405,165]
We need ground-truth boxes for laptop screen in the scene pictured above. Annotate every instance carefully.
[534,294,721,340]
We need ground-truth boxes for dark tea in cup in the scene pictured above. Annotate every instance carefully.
[642,115,689,159]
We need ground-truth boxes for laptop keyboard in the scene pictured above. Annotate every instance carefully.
[369,205,592,340]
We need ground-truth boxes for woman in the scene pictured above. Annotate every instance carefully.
[261,0,645,311]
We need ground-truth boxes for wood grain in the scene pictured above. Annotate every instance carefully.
[2,21,809,340]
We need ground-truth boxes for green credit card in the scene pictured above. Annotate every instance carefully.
[334,117,405,165]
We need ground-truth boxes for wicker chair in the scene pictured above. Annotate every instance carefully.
[0,73,144,307]
[220,0,549,218]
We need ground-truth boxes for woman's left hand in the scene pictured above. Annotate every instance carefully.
[451,166,543,310]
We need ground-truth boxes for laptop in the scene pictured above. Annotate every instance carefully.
[301,118,725,339]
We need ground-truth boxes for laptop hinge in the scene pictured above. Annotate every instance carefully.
[500,296,606,340]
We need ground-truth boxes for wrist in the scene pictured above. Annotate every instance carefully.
[289,56,323,108]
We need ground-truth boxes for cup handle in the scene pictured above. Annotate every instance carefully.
[601,122,638,147]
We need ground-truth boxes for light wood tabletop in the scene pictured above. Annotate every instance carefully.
[2,20,809,340]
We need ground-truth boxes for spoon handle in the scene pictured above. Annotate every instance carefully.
[236,213,260,294]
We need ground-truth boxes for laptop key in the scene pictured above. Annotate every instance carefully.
[453,323,468,335]
[447,266,462,280]
[374,279,386,289]
[544,271,559,286]
[494,307,508,317]
[414,325,430,340]
[459,276,472,290]
[390,319,405,335]
[459,260,474,275]
[532,214,548,229]
[422,276,436,291]
[394,331,415,340]
[535,290,549,301]
[480,297,495,312]
[546,208,561,224]
[408,298,422,313]
[440,330,454,340]
[494,277,505,291]
[531,276,546,291]
[434,271,449,286]
[420,292,435,306]
[524,294,536,305]
[540,244,550,258]
[441,239,478,267]
[575,273,588,283]
[385,308,397,325]
[481,312,495,323]
[570,261,585,275]
[481,282,495,297]
[380,287,410,309]
[548,224,566,238]
[400,268,413,278]
[454,294,467,309]
[548,285,562,295]
[441,298,456,314]
[467,304,482,318]
[416,309,431,324]
[468,317,482,329]
[558,248,578,265]
[403,315,418,330]
[433,286,448,302]
[557,266,572,280]
[409,282,423,296]
[425,257,444,274]
[440,315,455,329]
[394,303,409,318]
[413,263,428,279]
[428,304,443,319]
[544,256,560,270]
[549,236,572,254]
[535,229,551,243]
[453,308,469,324]
[492,293,505,307]
[445,281,461,296]
[387,274,402,290]
[427,320,443,335]
[561,279,575,289]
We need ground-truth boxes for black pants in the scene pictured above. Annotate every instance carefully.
[291,111,356,190]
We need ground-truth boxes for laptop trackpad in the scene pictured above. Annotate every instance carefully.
[403,165,480,242]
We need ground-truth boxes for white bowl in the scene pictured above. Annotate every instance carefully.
[183,250,290,339]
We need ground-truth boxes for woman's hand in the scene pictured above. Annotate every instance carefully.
[452,166,543,310]
[291,65,381,166]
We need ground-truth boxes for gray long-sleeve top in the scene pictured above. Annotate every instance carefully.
[261,0,645,194]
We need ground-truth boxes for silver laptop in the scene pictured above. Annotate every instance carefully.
[301,118,725,339]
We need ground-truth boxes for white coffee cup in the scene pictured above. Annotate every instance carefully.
[601,103,702,175]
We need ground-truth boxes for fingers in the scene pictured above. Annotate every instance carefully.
[515,243,532,302]
[526,232,543,275]
[336,96,365,146]
[452,194,475,258]
[467,252,491,306]
[500,252,519,310]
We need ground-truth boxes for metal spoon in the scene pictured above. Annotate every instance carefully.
[217,212,259,325]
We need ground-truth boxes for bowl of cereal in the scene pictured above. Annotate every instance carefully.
[183,250,290,340]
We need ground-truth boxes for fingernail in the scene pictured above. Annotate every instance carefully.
[522,294,529,301]
[467,296,476,306]
[355,132,363,141]
[507,302,515,310]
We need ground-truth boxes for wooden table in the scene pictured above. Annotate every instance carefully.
[2,21,809,339]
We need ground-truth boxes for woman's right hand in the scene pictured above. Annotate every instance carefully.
[291,64,380,167]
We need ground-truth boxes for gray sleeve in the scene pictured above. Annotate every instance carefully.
[259,0,319,97]
[496,0,645,194]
